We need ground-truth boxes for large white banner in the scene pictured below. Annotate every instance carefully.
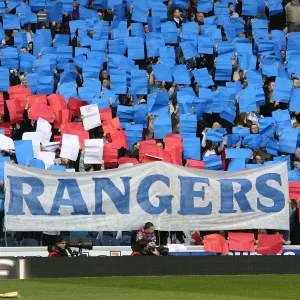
[4,162,289,231]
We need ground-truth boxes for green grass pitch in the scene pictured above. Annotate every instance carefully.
[0,275,300,300]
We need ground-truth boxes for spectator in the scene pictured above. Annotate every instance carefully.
[285,0,300,32]
[265,0,286,31]
[228,2,239,18]
[136,222,156,243]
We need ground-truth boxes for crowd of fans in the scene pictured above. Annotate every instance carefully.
[0,0,299,248]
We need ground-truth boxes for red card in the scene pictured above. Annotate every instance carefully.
[60,123,88,149]
[6,100,23,123]
[8,85,31,98]
[59,109,71,125]
[47,94,67,113]
[257,234,283,254]
[118,157,139,165]
[67,97,88,116]
[102,117,121,135]
[0,122,12,136]
[228,232,255,252]
[0,93,4,116]
[289,182,300,200]
[166,147,182,165]
[61,122,84,133]
[204,234,229,254]
[28,95,47,107]
[156,148,172,163]
[139,140,157,162]
[99,108,112,122]
[186,159,205,169]
[29,104,54,123]
[103,143,118,169]
[111,129,129,149]
[165,134,183,150]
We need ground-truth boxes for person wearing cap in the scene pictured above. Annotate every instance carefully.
[48,235,69,257]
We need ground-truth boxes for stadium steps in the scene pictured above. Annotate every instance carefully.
[38,10,47,22]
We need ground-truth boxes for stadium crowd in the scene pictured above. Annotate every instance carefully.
[0,0,299,248]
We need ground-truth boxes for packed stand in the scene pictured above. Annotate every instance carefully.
[0,0,299,248]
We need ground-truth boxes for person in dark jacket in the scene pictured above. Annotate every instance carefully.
[131,239,159,256]
[48,235,69,257]
[265,1,287,30]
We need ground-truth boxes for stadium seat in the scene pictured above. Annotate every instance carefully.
[20,238,39,247]
[88,238,101,246]
[121,232,132,246]
[0,237,19,247]
[101,235,121,246]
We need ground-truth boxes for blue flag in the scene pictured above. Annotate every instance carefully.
[181,41,199,60]
[203,155,223,170]
[127,37,145,60]
[197,36,214,54]
[131,23,145,38]
[272,77,293,103]
[192,68,214,87]
[132,2,148,23]
[131,70,148,95]
[0,68,9,92]
[228,158,246,171]
[161,21,178,44]
[183,137,201,160]
[49,165,67,172]
[0,157,10,180]
[242,0,258,16]
[226,148,252,159]
[14,140,35,166]
[154,113,172,139]
[197,0,213,13]
[28,159,46,169]
[125,123,143,149]
[279,128,298,154]
[239,86,257,112]
[152,64,173,82]
[290,89,300,112]
[172,65,191,85]
[110,72,127,95]
[46,0,63,22]
[180,114,197,136]
[3,14,20,30]
[215,56,232,81]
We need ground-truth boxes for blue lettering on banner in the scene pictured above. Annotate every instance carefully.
[50,179,90,215]
[256,173,285,213]
[218,179,254,214]
[92,177,131,215]
[137,175,173,214]
[177,177,211,215]
[7,176,47,216]
[6,172,286,216]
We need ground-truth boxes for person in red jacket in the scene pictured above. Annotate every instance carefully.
[48,235,69,257]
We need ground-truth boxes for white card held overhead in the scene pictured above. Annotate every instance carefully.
[80,104,101,131]
[37,118,52,133]
[84,139,104,164]
[42,142,60,152]
[37,152,55,169]
[0,134,15,151]
[60,134,80,161]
